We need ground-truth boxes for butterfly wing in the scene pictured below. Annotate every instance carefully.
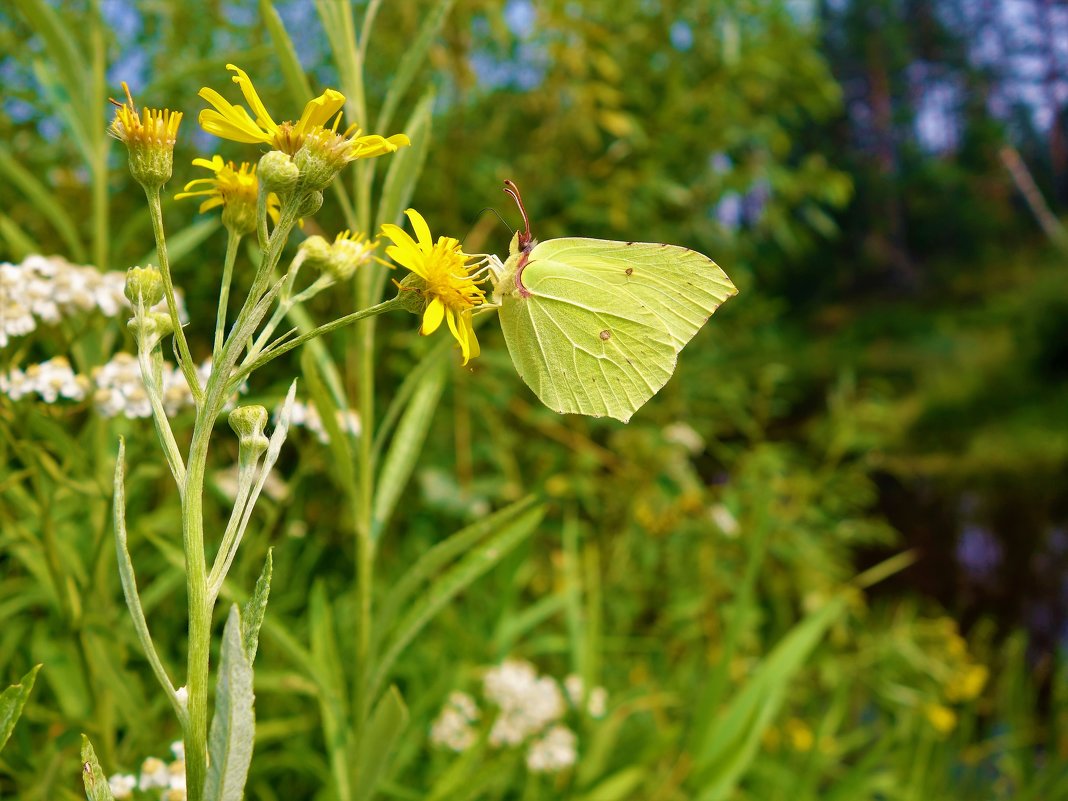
[498,237,737,422]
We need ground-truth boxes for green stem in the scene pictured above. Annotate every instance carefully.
[214,230,242,359]
[181,199,301,801]
[145,188,203,406]
[230,298,402,388]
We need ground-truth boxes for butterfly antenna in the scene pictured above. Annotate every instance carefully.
[503,179,532,249]
[472,206,514,237]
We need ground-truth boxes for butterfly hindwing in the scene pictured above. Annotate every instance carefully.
[497,237,737,422]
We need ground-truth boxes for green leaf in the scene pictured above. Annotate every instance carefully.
[376,0,453,134]
[259,0,314,105]
[14,0,89,117]
[690,597,846,801]
[371,356,447,539]
[240,548,273,665]
[205,606,256,801]
[301,348,357,509]
[573,767,646,801]
[375,91,435,232]
[369,503,544,699]
[80,734,115,801]
[376,495,540,641]
[136,218,219,269]
[0,146,85,260]
[0,664,40,753]
[308,583,352,801]
[352,686,409,800]
[0,212,40,260]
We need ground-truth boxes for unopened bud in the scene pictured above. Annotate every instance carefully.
[296,190,323,218]
[124,265,165,307]
[394,272,428,315]
[127,310,174,350]
[229,405,269,460]
[258,150,299,193]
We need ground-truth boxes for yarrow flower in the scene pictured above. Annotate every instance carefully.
[197,64,409,162]
[108,82,182,188]
[381,209,488,365]
[175,155,279,235]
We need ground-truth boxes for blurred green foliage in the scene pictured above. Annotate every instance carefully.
[1,0,1067,799]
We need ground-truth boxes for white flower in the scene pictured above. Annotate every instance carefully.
[429,691,481,752]
[285,399,361,443]
[176,685,189,709]
[563,674,608,718]
[483,660,565,747]
[107,773,137,799]
[139,756,170,790]
[663,421,705,454]
[525,724,577,773]
[170,740,185,760]
[710,504,740,537]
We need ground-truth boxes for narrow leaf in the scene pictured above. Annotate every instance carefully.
[137,218,219,269]
[369,504,544,699]
[375,91,435,231]
[240,549,273,665]
[0,212,40,260]
[691,597,846,801]
[371,357,447,539]
[204,606,256,801]
[259,0,314,105]
[0,146,85,260]
[80,734,115,801]
[0,664,40,753]
[353,686,409,799]
[377,495,540,640]
[376,0,453,134]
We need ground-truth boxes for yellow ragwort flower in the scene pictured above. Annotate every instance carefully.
[197,64,409,160]
[108,82,183,188]
[381,209,487,365]
[175,156,279,235]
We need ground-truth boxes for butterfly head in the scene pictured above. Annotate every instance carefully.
[503,179,536,254]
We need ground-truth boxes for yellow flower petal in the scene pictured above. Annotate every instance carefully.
[421,297,445,334]
[404,208,433,250]
[295,89,347,135]
[226,63,278,131]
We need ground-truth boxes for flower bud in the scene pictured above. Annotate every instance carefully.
[229,405,270,460]
[124,265,165,307]
[296,190,324,218]
[127,310,174,350]
[297,235,332,267]
[293,128,350,191]
[258,150,300,194]
[108,83,181,190]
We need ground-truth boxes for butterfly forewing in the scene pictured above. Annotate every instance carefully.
[498,237,737,422]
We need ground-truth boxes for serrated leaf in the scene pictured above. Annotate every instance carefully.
[80,734,115,801]
[371,357,447,540]
[0,664,40,753]
[352,685,408,800]
[240,549,273,665]
[204,606,256,801]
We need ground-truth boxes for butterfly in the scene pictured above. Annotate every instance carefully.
[490,180,738,423]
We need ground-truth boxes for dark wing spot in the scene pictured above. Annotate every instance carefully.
[625,267,634,276]
[599,329,611,341]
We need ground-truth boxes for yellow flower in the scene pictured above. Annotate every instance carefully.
[108,82,182,188]
[197,64,409,161]
[784,718,814,752]
[175,156,279,235]
[381,209,487,365]
[945,663,988,703]
[923,703,957,736]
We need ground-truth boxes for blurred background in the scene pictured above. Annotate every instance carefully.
[1,0,1067,798]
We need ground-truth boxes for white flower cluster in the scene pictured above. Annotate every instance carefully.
[0,254,184,347]
[428,659,608,775]
[0,357,89,402]
[1,353,210,419]
[287,399,361,443]
[108,741,186,800]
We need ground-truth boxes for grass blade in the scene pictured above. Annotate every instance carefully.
[0,146,85,260]
[368,503,544,700]
[259,0,314,105]
[353,685,409,801]
[375,0,453,134]
[375,91,435,232]
[80,734,115,801]
[371,357,447,540]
